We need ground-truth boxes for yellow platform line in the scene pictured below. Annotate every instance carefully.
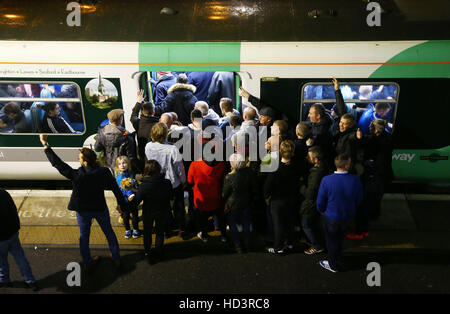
[18,225,213,247]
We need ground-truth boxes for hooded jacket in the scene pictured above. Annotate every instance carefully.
[154,74,177,106]
[162,83,198,126]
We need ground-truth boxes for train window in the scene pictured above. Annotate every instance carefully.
[140,71,240,115]
[0,82,85,134]
[301,82,399,135]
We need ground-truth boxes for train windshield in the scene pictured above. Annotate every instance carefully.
[301,82,399,135]
[0,82,85,134]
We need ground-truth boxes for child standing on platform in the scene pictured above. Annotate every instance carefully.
[114,156,142,239]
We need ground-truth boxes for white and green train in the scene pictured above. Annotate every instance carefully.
[0,40,448,183]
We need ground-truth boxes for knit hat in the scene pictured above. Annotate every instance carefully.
[107,109,124,123]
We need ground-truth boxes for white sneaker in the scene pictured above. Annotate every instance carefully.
[319,260,337,273]
[197,232,208,243]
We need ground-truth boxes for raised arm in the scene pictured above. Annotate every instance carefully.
[39,134,77,180]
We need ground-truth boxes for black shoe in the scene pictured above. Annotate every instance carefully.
[83,256,101,273]
[26,281,40,292]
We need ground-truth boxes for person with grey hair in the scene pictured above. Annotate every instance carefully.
[222,153,259,253]
[194,101,220,126]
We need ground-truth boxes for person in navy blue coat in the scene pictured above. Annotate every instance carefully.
[187,71,215,102]
[316,154,363,272]
[153,72,177,107]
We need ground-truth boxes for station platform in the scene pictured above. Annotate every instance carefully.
[6,190,450,250]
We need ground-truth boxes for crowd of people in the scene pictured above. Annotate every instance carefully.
[0,75,394,290]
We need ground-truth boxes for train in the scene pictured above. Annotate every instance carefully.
[0,1,449,183]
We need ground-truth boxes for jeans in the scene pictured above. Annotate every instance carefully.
[195,208,226,236]
[0,232,36,284]
[227,209,251,249]
[301,215,322,250]
[169,185,186,232]
[122,206,139,231]
[322,215,348,271]
[76,209,120,265]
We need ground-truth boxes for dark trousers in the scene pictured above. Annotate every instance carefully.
[122,206,139,231]
[301,214,322,250]
[168,185,186,232]
[143,211,168,255]
[322,215,348,271]
[355,175,384,233]
[270,197,295,251]
[195,209,226,236]
[227,209,252,249]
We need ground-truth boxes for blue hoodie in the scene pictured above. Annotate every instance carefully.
[317,172,363,222]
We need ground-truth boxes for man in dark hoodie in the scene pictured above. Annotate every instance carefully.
[130,90,159,169]
[0,189,39,291]
[300,146,329,255]
[95,108,137,172]
[162,73,198,126]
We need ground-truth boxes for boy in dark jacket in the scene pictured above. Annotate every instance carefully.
[132,160,173,264]
[0,189,39,291]
[300,147,329,255]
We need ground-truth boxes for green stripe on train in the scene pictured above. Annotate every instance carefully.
[138,42,241,72]
[370,40,450,78]
[372,41,450,183]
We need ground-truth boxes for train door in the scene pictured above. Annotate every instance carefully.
[139,71,241,116]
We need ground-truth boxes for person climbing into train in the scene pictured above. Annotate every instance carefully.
[153,71,177,108]
[39,134,126,272]
[94,108,138,172]
[0,189,39,291]
[161,73,198,126]
[114,155,142,240]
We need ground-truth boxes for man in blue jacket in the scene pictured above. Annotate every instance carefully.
[316,154,363,272]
